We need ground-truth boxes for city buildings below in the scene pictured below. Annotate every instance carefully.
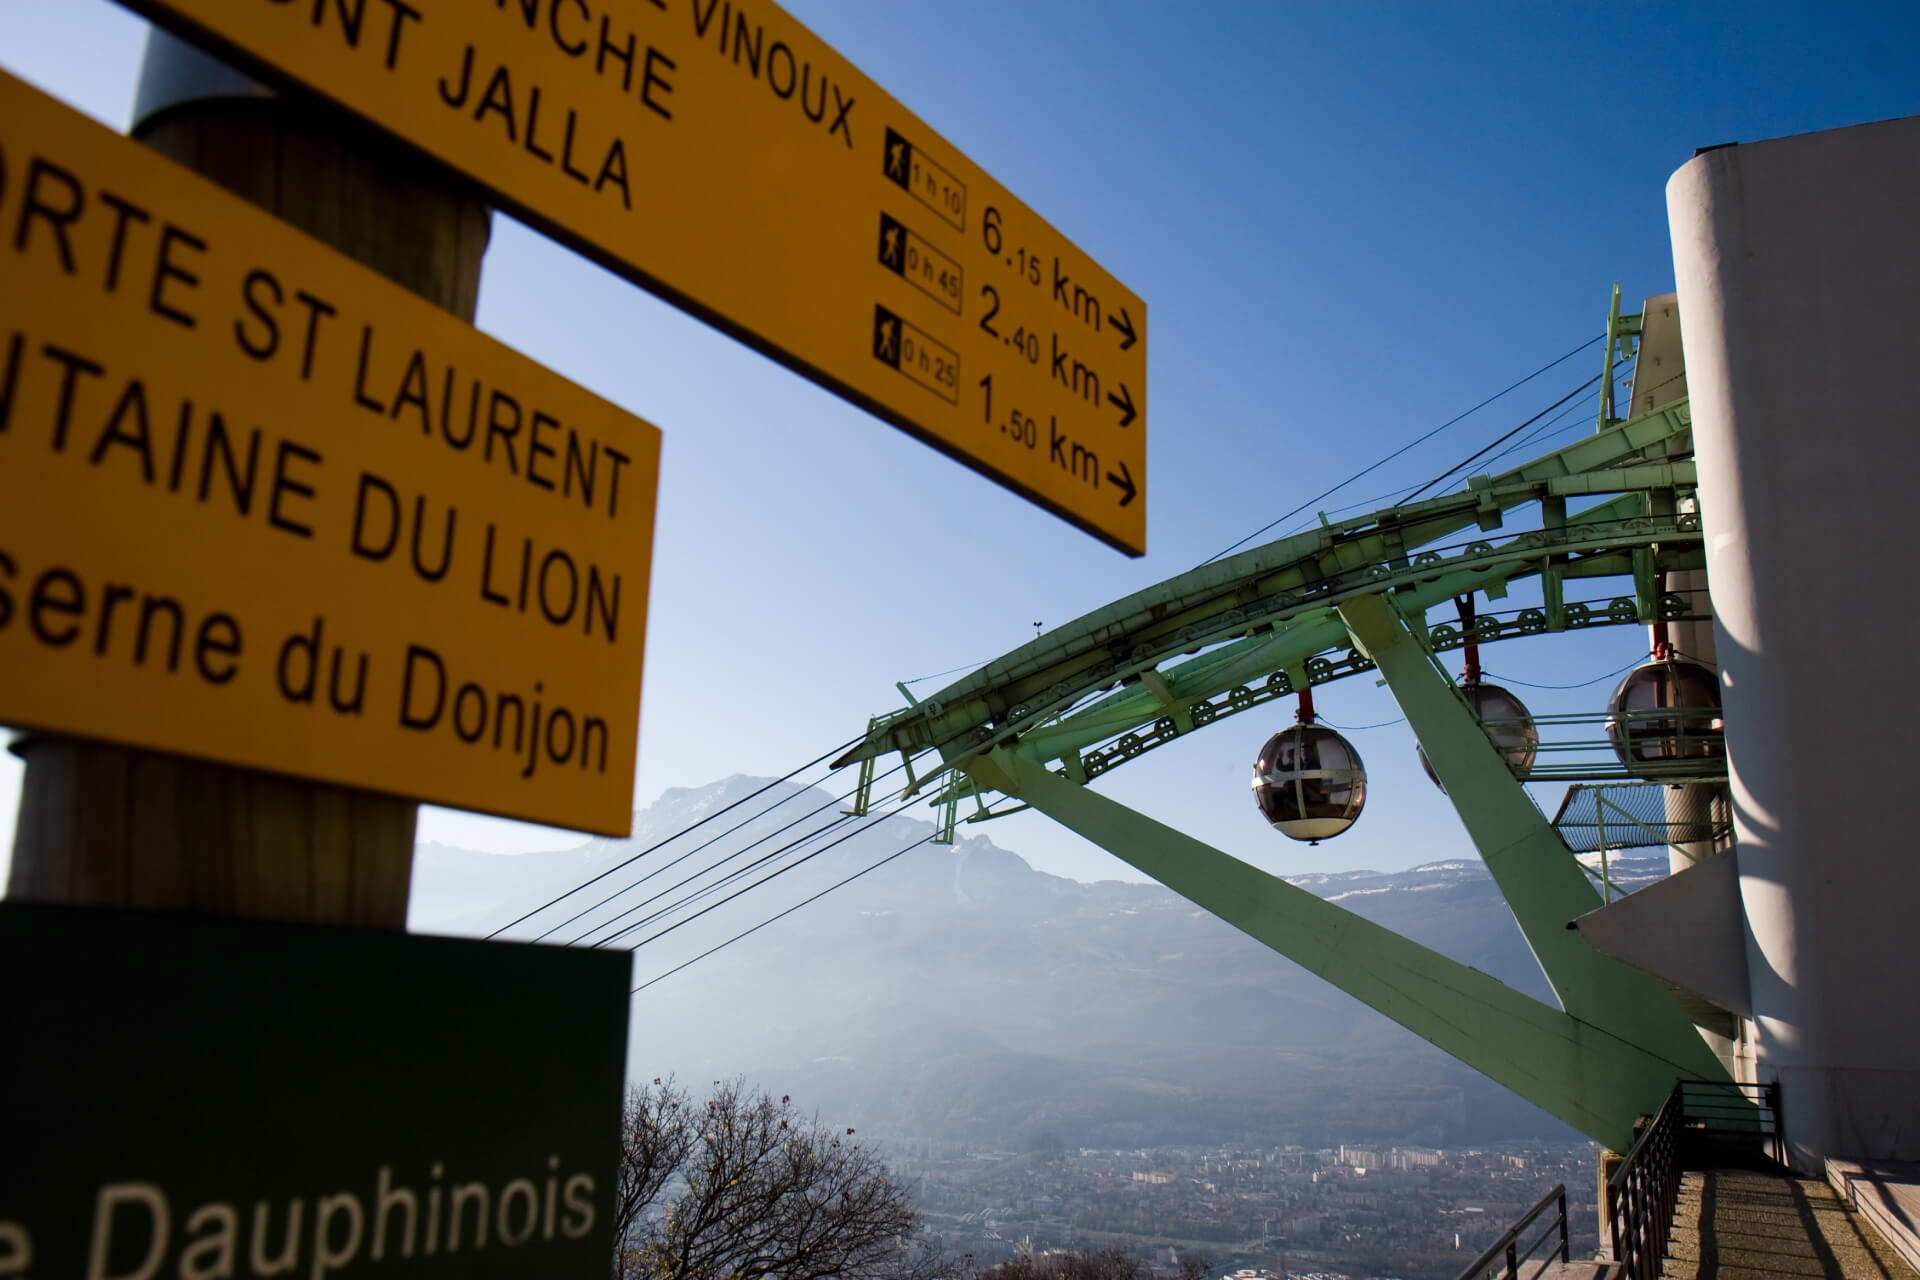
[886,1138,1598,1280]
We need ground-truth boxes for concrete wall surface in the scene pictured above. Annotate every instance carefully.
[1668,115,1920,1168]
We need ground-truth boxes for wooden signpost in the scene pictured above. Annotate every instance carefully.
[1,58,642,1272]
[3,2,1146,1265]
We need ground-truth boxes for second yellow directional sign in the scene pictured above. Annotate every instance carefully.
[120,0,1148,554]
[0,69,659,836]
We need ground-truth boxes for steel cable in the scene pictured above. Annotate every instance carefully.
[484,735,864,939]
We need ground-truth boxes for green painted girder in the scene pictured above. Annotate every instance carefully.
[833,401,1695,778]
[1008,511,1695,771]
[1050,487,1692,739]
[969,748,1717,1152]
[834,375,1741,1149]
[1336,593,1721,1066]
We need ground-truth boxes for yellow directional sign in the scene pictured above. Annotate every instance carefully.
[118,0,1148,554]
[0,70,661,836]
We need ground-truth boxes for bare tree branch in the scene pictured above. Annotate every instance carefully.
[614,1078,698,1280]
[614,1078,921,1280]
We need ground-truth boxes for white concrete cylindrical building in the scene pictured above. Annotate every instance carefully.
[1669,115,1920,1168]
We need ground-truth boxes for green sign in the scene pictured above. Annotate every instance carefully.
[0,904,629,1278]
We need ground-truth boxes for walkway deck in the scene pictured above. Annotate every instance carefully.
[1828,1159,1920,1276]
[1661,1169,1919,1279]
[1525,1263,1619,1279]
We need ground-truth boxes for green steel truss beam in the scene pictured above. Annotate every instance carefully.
[833,401,1696,781]
[1011,538,1700,784]
[1336,593,1722,1070]
[838,375,1729,1148]
[970,749,1720,1152]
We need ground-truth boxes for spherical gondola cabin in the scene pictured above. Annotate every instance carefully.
[1606,657,1725,777]
[1252,723,1367,843]
[1417,682,1539,793]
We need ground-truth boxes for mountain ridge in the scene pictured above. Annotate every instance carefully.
[412,775,1665,1150]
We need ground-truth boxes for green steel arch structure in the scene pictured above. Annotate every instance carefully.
[835,302,1731,1153]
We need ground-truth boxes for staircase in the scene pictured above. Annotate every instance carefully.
[1663,1169,1917,1279]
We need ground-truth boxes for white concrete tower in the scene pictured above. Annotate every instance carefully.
[1669,116,1920,1168]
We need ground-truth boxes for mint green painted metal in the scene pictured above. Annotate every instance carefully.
[834,319,1735,1147]
[833,399,1698,782]
[1601,283,1644,432]
[1517,710,1722,783]
[932,787,959,845]
[973,748,1712,1152]
[1337,593,1725,1077]
[845,716,881,817]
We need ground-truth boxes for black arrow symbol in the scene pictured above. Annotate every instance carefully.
[1107,460,1137,507]
[1109,306,1137,351]
[1108,383,1137,429]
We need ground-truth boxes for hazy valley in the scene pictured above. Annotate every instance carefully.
[412,775,1662,1153]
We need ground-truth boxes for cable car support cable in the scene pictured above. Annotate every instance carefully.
[829,310,1735,1148]
[485,734,864,939]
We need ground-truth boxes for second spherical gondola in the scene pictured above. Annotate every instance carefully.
[1417,682,1539,792]
[1607,658,1725,777]
[1252,724,1368,843]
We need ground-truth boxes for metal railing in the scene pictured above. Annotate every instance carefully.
[1452,1182,1571,1280]
[1605,1078,1786,1280]
[1676,1078,1784,1170]
[1521,708,1728,784]
[1608,1088,1682,1280]
[1551,778,1732,901]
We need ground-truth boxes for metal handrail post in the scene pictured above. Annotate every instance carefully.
[1607,1082,1685,1280]
[1768,1078,1784,1165]
[1453,1183,1571,1280]
[1595,793,1611,903]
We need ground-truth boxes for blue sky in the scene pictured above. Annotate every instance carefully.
[2,1,1915,887]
